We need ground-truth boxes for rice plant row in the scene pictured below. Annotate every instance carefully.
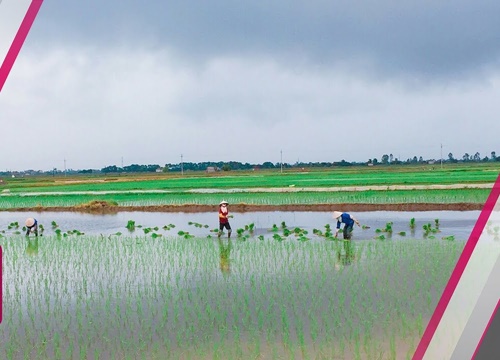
[0,234,465,359]
[0,188,490,209]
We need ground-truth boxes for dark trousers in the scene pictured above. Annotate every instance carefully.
[343,224,354,240]
[26,226,38,236]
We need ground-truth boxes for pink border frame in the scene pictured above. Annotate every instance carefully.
[471,298,500,359]
[0,0,44,92]
[412,173,500,359]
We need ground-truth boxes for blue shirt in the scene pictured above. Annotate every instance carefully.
[336,213,354,229]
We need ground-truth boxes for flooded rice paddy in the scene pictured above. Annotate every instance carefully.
[0,210,480,240]
[0,211,476,359]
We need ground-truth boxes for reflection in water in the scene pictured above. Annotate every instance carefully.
[336,240,356,268]
[218,238,232,275]
[25,238,39,257]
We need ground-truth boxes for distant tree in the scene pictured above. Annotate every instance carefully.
[381,154,389,164]
[337,160,352,166]
[448,153,455,162]
[373,158,379,165]
[412,156,418,163]
[491,151,497,161]
[389,154,394,163]
[463,153,470,162]
[102,165,120,173]
[473,152,481,161]
[419,156,424,163]
[221,164,231,171]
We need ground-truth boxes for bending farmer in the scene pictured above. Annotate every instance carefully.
[218,200,232,238]
[25,217,39,237]
[332,211,360,240]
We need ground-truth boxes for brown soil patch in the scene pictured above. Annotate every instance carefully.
[2,202,484,214]
[73,200,118,213]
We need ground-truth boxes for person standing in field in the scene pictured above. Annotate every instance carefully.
[332,211,360,240]
[218,200,232,238]
[25,217,39,237]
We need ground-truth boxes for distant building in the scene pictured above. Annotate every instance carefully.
[206,167,217,173]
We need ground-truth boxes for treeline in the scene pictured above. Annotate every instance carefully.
[95,151,499,174]
[3,151,498,176]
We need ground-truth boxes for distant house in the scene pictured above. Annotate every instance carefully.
[156,167,164,173]
[206,167,217,173]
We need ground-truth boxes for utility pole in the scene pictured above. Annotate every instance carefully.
[121,157,124,168]
[64,158,67,176]
[181,154,184,176]
[280,150,283,174]
[440,143,443,169]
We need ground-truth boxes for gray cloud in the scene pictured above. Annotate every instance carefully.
[2,1,500,171]
[1,45,499,171]
[31,1,500,81]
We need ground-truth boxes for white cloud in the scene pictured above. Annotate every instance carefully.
[1,45,499,171]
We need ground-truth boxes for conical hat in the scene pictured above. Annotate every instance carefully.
[220,200,229,206]
[332,211,343,219]
[25,217,35,227]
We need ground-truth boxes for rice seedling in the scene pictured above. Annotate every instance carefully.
[188,221,209,229]
[126,220,136,231]
[8,221,19,230]
[244,223,255,234]
[0,221,466,359]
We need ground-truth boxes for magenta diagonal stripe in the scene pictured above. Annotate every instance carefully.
[0,0,44,92]
[0,246,2,324]
[412,173,500,359]
[471,298,500,359]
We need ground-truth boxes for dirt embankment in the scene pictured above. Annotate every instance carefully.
[2,202,484,214]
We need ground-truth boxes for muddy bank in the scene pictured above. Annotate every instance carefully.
[0,202,484,214]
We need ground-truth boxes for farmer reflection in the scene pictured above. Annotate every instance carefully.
[336,240,356,266]
[25,237,39,256]
[218,238,232,274]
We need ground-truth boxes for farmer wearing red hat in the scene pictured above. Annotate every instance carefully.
[218,200,232,238]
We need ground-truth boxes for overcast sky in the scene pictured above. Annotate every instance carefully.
[1,1,500,171]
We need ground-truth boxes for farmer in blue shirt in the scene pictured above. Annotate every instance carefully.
[333,211,360,240]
